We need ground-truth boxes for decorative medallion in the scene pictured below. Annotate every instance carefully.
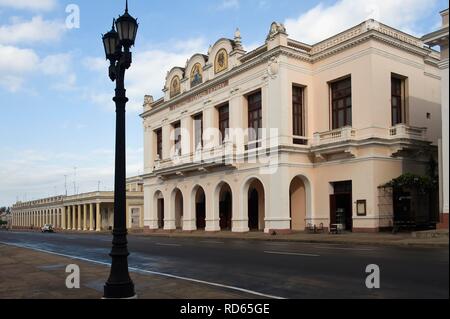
[170,76,181,98]
[214,48,228,74]
[190,63,203,88]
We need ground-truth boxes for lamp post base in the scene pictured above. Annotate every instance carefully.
[103,282,136,299]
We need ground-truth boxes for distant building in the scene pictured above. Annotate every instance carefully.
[141,19,442,233]
[423,8,449,229]
[10,177,144,231]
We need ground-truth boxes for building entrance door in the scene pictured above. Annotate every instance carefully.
[131,208,140,229]
[330,181,353,231]
[219,192,232,230]
[248,189,259,230]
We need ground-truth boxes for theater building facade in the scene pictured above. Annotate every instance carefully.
[141,20,442,233]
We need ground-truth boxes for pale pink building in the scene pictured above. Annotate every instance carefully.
[141,20,442,233]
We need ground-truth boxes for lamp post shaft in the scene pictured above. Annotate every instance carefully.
[103,64,135,299]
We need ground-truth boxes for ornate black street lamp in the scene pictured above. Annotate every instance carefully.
[102,0,138,299]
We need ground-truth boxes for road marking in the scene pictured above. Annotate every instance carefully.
[313,246,374,251]
[156,243,181,247]
[0,241,284,299]
[200,241,225,244]
[264,251,320,257]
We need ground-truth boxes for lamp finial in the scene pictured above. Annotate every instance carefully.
[125,0,129,13]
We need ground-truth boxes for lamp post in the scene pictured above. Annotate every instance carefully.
[102,0,138,299]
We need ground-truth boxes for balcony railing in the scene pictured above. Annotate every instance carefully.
[388,124,427,140]
[313,125,427,147]
[153,141,237,173]
[313,126,356,145]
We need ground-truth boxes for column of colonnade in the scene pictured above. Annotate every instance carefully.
[58,203,101,232]
[12,204,104,232]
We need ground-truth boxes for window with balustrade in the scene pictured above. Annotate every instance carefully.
[155,129,162,160]
[247,91,262,149]
[391,74,407,126]
[330,77,352,130]
[193,113,203,150]
[218,103,229,143]
[292,85,306,145]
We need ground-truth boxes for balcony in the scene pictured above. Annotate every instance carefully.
[312,126,356,146]
[388,124,427,141]
[311,125,429,160]
[312,125,427,147]
[153,141,237,177]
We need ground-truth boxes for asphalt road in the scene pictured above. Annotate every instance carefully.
[0,230,448,299]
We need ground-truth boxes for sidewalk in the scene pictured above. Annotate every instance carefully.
[0,244,257,299]
[132,229,449,248]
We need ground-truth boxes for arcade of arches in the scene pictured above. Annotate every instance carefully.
[145,176,311,233]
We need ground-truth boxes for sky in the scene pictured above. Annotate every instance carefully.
[0,0,447,206]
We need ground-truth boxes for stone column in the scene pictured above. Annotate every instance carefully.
[204,106,220,149]
[72,205,76,231]
[56,208,60,228]
[89,203,94,231]
[180,116,192,156]
[144,125,155,175]
[183,187,196,231]
[162,124,172,160]
[96,202,101,231]
[83,204,88,231]
[165,190,176,230]
[126,201,130,230]
[77,205,82,230]
[205,187,220,232]
[229,95,246,155]
[61,206,66,230]
[232,183,248,233]
[67,206,71,230]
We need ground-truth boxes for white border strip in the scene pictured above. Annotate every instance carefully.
[264,251,320,257]
[0,241,285,300]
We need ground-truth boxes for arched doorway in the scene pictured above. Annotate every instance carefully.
[154,191,164,229]
[193,186,206,230]
[246,178,265,231]
[290,176,307,230]
[218,183,232,230]
[173,189,184,229]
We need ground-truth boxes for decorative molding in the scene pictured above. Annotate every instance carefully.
[142,21,440,119]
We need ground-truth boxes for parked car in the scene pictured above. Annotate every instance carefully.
[41,224,54,233]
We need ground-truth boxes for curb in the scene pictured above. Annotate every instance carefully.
[5,229,448,248]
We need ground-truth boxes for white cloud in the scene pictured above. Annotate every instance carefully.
[218,0,240,10]
[284,0,439,44]
[0,44,38,72]
[0,16,65,45]
[0,0,56,11]
[0,44,38,91]
[0,44,76,92]
[82,56,108,72]
[41,53,71,75]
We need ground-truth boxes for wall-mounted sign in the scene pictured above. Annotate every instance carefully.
[170,80,229,111]
[357,200,367,216]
